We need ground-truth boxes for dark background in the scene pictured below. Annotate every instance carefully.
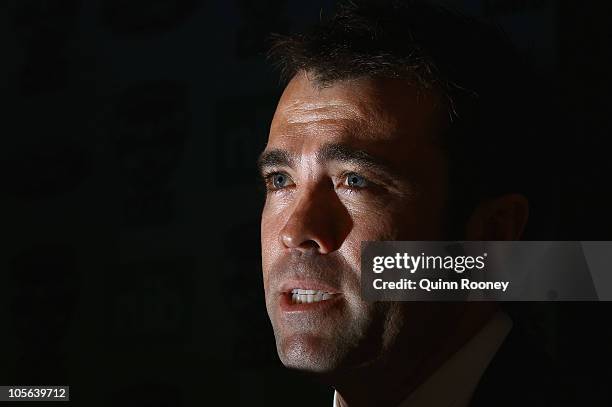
[1,0,611,406]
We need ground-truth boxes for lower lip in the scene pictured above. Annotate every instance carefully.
[279,292,343,313]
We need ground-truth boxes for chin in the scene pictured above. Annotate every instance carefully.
[277,333,342,373]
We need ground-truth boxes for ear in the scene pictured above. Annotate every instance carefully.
[465,194,529,240]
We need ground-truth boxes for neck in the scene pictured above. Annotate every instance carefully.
[333,303,499,407]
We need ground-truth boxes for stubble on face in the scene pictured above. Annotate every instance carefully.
[260,71,451,374]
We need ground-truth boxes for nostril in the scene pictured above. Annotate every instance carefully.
[301,240,320,250]
[281,233,320,251]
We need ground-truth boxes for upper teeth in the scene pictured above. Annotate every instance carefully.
[291,289,333,304]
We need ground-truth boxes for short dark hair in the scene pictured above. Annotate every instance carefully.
[268,0,551,238]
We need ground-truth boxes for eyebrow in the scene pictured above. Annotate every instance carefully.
[316,143,396,175]
[257,149,295,175]
[257,143,398,178]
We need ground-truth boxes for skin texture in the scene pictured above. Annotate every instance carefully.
[259,72,528,407]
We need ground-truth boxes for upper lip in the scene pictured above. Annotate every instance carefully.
[279,279,341,295]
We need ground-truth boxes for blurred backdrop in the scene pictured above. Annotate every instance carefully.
[1,1,611,406]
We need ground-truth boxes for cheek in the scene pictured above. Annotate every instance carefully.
[260,202,285,287]
[344,200,404,241]
[338,205,401,289]
[347,194,446,241]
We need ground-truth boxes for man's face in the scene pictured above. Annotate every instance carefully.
[260,73,453,373]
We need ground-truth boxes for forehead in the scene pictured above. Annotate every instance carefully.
[268,72,447,153]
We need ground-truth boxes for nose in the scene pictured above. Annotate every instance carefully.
[280,183,352,254]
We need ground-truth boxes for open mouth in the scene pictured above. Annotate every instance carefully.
[290,288,337,304]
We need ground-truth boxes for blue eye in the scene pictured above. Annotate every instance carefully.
[345,172,367,188]
[271,172,292,189]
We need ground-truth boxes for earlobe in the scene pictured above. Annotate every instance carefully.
[465,193,529,241]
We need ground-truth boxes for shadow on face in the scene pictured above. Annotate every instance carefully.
[259,72,475,375]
